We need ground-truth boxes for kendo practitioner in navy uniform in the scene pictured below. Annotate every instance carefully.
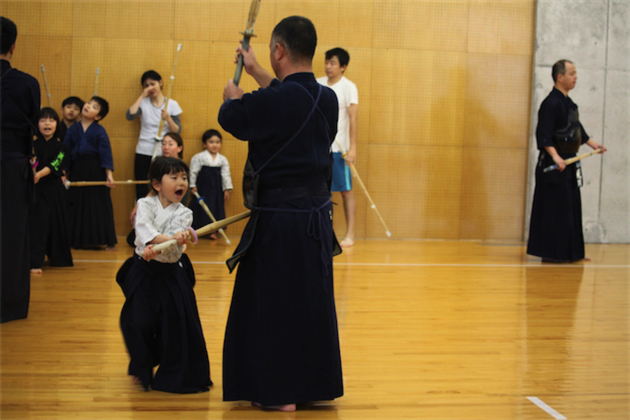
[527,59,606,263]
[1,17,41,323]
[218,16,343,412]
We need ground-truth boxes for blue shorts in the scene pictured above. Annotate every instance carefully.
[331,152,352,192]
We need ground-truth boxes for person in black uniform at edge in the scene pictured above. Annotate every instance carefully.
[527,59,607,263]
[218,16,344,412]
[1,17,41,323]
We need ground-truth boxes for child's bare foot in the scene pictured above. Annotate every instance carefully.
[340,237,354,247]
[209,233,217,240]
[30,268,43,275]
[105,246,117,252]
[251,402,296,412]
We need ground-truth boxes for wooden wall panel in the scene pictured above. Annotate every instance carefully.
[339,0,374,49]
[174,0,213,41]
[459,147,527,239]
[464,53,531,148]
[366,144,463,239]
[2,1,73,37]
[174,0,243,42]
[468,0,535,55]
[72,1,108,36]
[104,0,175,40]
[370,49,467,148]
[1,0,536,241]
[68,38,105,101]
[17,36,73,109]
[269,2,342,47]
[170,41,214,139]
[373,0,469,52]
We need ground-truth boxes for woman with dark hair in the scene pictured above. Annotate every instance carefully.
[126,70,183,199]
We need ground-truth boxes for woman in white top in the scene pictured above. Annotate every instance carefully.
[127,70,183,199]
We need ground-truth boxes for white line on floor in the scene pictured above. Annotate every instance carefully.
[527,397,567,420]
[72,259,630,268]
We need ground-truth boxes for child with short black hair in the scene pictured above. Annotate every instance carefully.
[189,129,232,232]
[317,47,359,247]
[29,107,73,273]
[117,156,212,393]
[64,96,117,250]
[59,96,84,140]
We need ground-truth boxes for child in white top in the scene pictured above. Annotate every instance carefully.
[317,47,359,247]
[189,129,232,233]
[117,156,211,393]
[126,132,188,248]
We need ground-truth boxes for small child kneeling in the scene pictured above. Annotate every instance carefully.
[116,156,212,393]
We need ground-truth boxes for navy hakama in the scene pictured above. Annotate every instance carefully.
[223,197,343,405]
[66,157,117,248]
[219,72,343,406]
[117,253,211,393]
[190,166,225,229]
[29,176,73,267]
[527,155,585,261]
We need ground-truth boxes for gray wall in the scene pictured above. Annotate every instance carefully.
[525,0,630,243]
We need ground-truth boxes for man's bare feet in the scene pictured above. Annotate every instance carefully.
[30,268,43,275]
[130,375,149,391]
[340,237,354,248]
[541,258,568,263]
[105,246,117,252]
[542,257,592,263]
[252,402,296,412]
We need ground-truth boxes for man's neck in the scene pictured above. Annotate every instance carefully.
[327,74,343,85]
[0,53,11,62]
[278,64,313,82]
[554,83,569,97]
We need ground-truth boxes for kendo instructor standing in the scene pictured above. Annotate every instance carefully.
[218,16,343,412]
[1,17,41,323]
[527,59,606,263]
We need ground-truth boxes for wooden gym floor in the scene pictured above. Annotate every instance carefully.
[1,238,628,419]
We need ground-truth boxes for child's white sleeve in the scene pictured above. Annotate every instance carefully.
[221,155,233,191]
[189,154,201,188]
[134,198,160,248]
